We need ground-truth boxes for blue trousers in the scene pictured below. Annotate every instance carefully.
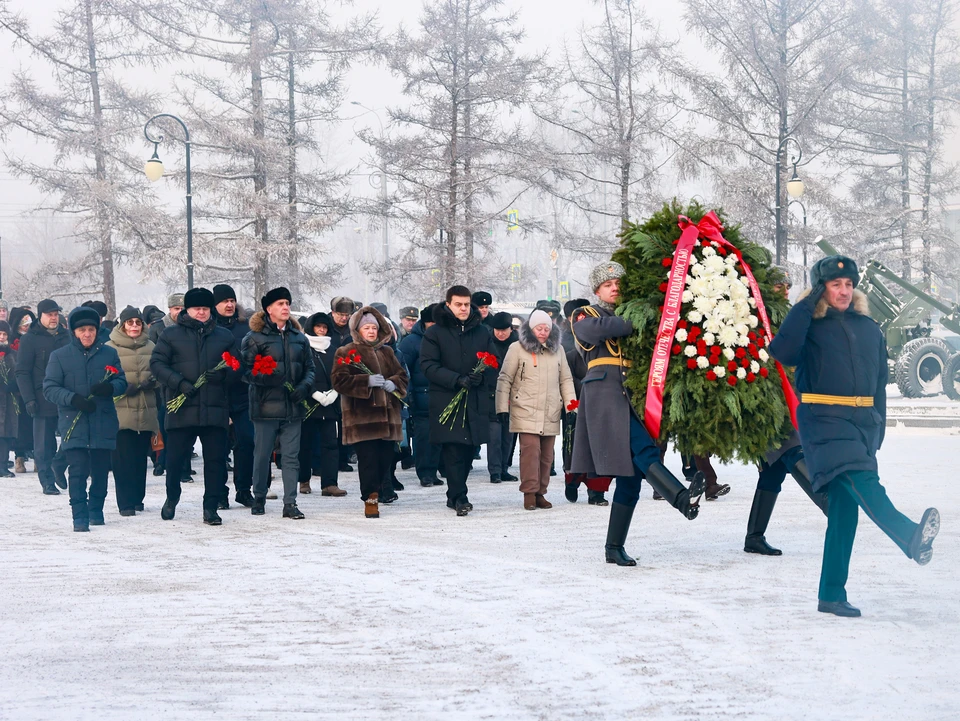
[613,415,661,507]
[757,446,804,493]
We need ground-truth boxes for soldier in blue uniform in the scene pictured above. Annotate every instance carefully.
[770,255,940,617]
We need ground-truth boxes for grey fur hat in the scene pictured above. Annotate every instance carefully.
[588,261,626,293]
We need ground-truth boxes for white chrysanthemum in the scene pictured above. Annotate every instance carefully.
[689,262,704,277]
[748,297,757,307]
[696,356,710,369]
[702,246,716,257]
[734,323,749,337]
[710,241,720,248]
[718,326,738,346]
[681,290,694,303]
[750,361,760,373]
[758,349,769,361]
[747,315,759,328]
[723,347,735,360]
[736,334,749,347]
[675,328,688,342]
[689,278,709,297]
[704,255,726,274]
[703,319,721,335]
[737,368,747,379]
[687,311,703,323]
[725,254,738,266]
[713,365,726,377]
[684,345,697,357]
[714,300,735,319]
[702,332,716,345]
[694,296,716,314]
[729,282,748,300]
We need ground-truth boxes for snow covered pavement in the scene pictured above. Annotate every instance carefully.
[1,428,957,721]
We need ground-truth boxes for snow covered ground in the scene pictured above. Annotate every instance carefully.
[1,427,956,721]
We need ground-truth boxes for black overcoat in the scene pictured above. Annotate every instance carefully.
[15,321,71,418]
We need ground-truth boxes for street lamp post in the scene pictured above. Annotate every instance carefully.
[144,113,194,290]
[775,135,804,266]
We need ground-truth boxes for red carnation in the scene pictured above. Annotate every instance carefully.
[727,375,737,386]
[659,282,668,293]
[658,306,664,313]
[711,345,721,356]
[688,326,701,338]
[727,360,738,371]
[757,337,765,348]
[741,358,751,368]
[748,332,757,341]
[678,320,688,329]
[105,365,119,375]
[747,372,757,383]
[662,257,672,267]
[709,354,720,365]
[735,348,746,359]
[686,358,697,369]
[759,367,769,378]
[706,370,718,381]
[672,344,682,355]
[566,400,579,412]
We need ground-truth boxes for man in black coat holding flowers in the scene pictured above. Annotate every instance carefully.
[421,285,498,516]
[151,287,236,526]
[770,255,939,617]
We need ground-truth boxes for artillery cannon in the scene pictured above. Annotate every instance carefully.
[816,238,960,399]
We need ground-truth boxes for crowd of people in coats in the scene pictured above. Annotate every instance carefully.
[1,254,940,616]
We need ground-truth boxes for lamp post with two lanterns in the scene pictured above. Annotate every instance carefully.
[143,113,194,290]
[775,135,805,266]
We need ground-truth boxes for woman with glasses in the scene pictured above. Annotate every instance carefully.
[107,306,159,515]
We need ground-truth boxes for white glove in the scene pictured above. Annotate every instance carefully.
[312,391,324,403]
[318,390,338,407]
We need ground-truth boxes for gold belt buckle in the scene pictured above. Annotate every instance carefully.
[854,396,864,407]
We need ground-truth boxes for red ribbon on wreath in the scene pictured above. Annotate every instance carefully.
[643,211,800,439]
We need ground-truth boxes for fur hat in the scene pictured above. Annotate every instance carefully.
[261,286,292,312]
[330,296,355,314]
[471,290,493,307]
[184,287,216,310]
[68,306,100,331]
[213,284,237,305]
[491,312,513,330]
[535,299,562,319]
[82,300,108,318]
[563,298,590,318]
[811,255,860,288]
[420,304,435,324]
[528,309,553,329]
[118,306,143,324]
[370,302,390,318]
[589,261,625,293]
[37,299,62,315]
[167,293,185,308]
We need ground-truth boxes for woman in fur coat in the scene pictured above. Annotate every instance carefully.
[496,310,576,510]
[330,307,408,518]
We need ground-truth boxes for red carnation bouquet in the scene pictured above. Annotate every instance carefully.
[336,348,408,406]
[64,365,119,442]
[439,352,498,428]
[0,351,19,414]
[252,354,321,415]
[167,351,240,413]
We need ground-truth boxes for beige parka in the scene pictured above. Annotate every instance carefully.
[496,320,576,436]
[108,324,159,433]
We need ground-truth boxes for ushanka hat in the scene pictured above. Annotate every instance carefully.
[184,287,216,310]
[68,306,100,331]
[261,286,292,312]
[589,261,626,293]
[811,255,860,288]
[471,290,493,307]
[491,312,513,330]
[331,296,355,314]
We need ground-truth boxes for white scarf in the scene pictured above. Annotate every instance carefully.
[308,334,331,353]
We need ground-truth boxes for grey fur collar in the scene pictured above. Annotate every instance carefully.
[518,320,561,354]
[796,288,870,319]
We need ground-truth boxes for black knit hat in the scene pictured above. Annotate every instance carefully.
[811,255,860,288]
[0,320,11,336]
[563,298,590,318]
[471,290,493,307]
[261,286,292,312]
[213,284,237,305]
[68,306,100,331]
[491,312,513,330]
[119,306,143,324]
[420,304,435,324]
[184,287,216,310]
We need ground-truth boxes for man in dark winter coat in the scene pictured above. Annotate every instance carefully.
[214,284,256,507]
[571,262,704,567]
[328,296,356,351]
[398,307,419,338]
[151,287,236,526]
[421,286,498,515]
[472,290,495,331]
[561,299,590,355]
[397,304,443,487]
[242,287,315,519]
[488,311,518,483]
[43,307,126,531]
[148,293,184,344]
[82,300,111,344]
[769,255,939,617]
[16,298,70,495]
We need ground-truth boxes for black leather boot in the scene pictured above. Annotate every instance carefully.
[160,499,177,520]
[587,489,608,506]
[744,489,782,555]
[791,458,828,516]
[72,503,89,532]
[251,496,266,516]
[644,462,703,520]
[604,502,637,566]
[203,508,222,526]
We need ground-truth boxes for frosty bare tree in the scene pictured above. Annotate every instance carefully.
[535,0,676,255]
[0,0,168,316]
[671,0,854,267]
[364,0,548,296]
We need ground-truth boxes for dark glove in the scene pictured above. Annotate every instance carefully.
[139,377,157,393]
[801,283,826,311]
[367,374,386,388]
[497,412,510,425]
[25,400,37,417]
[467,372,483,387]
[290,385,308,403]
[124,383,141,397]
[178,380,199,398]
[91,381,114,397]
[456,375,472,389]
[70,394,97,413]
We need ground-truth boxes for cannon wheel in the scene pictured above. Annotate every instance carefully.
[894,337,951,398]
[941,352,960,400]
